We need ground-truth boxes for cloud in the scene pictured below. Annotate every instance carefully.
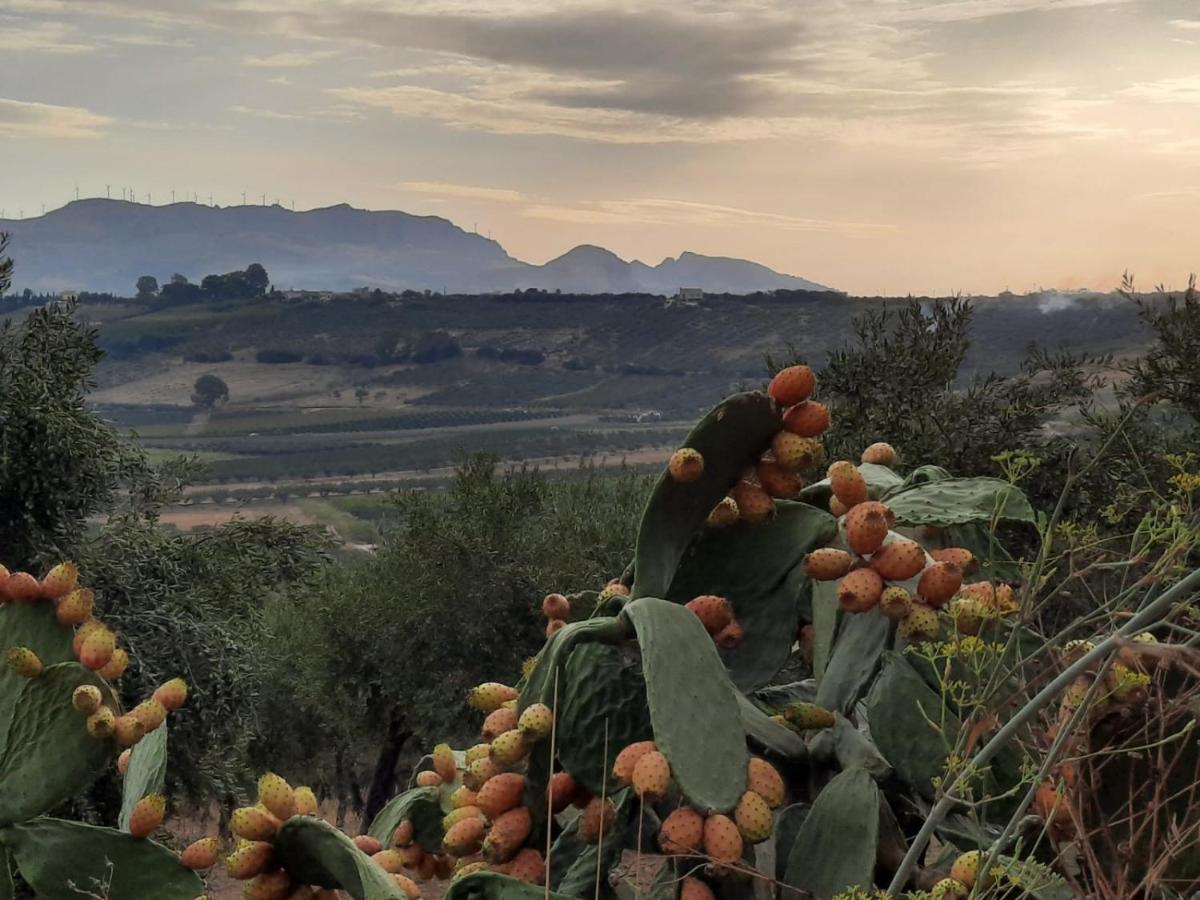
[1122,76,1200,104]
[400,181,528,203]
[1168,19,1200,30]
[243,49,339,68]
[104,32,193,47]
[880,0,1137,23]
[0,97,110,137]
[231,102,364,121]
[0,21,93,52]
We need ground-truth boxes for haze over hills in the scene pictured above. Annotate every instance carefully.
[0,200,833,296]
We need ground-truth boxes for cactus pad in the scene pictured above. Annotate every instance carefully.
[118,723,167,832]
[882,476,1036,527]
[367,785,444,850]
[782,767,880,897]
[275,814,409,899]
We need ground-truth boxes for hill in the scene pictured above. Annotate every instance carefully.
[0,200,833,295]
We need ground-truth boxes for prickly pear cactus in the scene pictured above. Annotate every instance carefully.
[275,816,410,899]
[367,785,445,849]
[119,722,167,831]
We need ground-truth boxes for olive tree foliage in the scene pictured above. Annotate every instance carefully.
[191,373,230,408]
[1123,273,1200,422]
[258,457,650,823]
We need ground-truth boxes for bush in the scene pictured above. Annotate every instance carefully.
[255,348,303,364]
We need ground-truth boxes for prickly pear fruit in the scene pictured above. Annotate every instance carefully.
[464,755,499,791]
[225,841,274,880]
[686,595,733,636]
[232,806,280,841]
[731,479,775,524]
[449,787,478,811]
[870,538,926,582]
[918,561,963,607]
[117,748,131,775]
[879,585,914,621]
[734,790,773,844]
[949,849,988,889]
[577,796,616,843]
[71,619,103,658]
[483,806,533,863]
[131,699,167,733]
[756,460,803,499]
[181,837,221,870]
[715,619,744,649]
[5,647,41,678]
[353,835,383,855]
[257,772,296,821]
[768,365,816,406]
[545,619,565,638]
[632,750,671,799]
[79,627,116,671]
[541,592,570,620]
[829,495,848,516]
[746,758,785,808]
[113,714,145,748]
[706,496,740,527]
[3,572,41,602]
[490,729,530,765]
[444,806,484,832]
[949,596,993,636]
[97,647,129,681]
[702,814,743,863]
[504,847,546,885]
[860,442,897,466]
[803,548,854,581]
[542,770,574,814]
[468,682,518,713]
[293,785,319,817]
[612,740,657,784]
[40,562,79,600]
[518,703,553,741]
[55,587,94,625]
[837,567,884,612]
[439,812,485,856]
[153,677,188,711]
[668,448,705,483]
[129,794,166,839]
[657,806,702,854]
[929,547,975,573]
[431,743,458,783]
[415,770,443,788]
[86,706,116,739]
[476,772,526,819]
[391,873,423,898]
[372,849,407,873]
[481,706,518,739]
[845,509,888,556]
[772,432,824,471]
[828,460,868,508]
[899,603,941,642]
[931,877,968,899]
[242,870,292,900]
[782,400,830,438]
[783,702,835,731]
[680,877,716,900]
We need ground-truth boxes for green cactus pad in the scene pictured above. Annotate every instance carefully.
[0,817,203,900]
[798,461,905,508]
[632,391,782,600]
[275,815,409,899]
[807,714,892,780]
[772,803,811,881]
[737,692,807,761]
[367,785,444,850]
[882,476,1036,527]
[666,500,837,690]
[864,652,952,799]
[557,643,653,796]
[0,848,12,900]
[782,767,880,897]
[815,607,892,712]
[447,870,575,900]
[0,600,74,762]
[519,616,630,714]
[0,663,115,826]
[118,723,167,831]
[619,598,748,814]
[550,790,633,897]
[751,680,816,713]
[810,579,839,680]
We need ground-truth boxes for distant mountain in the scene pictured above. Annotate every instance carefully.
[0,200,834,296]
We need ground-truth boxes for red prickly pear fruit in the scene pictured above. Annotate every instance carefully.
[715,620,744,650]
[771,432,824,471]
[258,772,296,821]
[681,877,716,900]
[731,480,775,524]
[548,771,577,813]
[153,677,189,711]
[475,772,526,819]
[929,547,975,573]
[113,714,146,748]
[97,647,129,681]
[180,836,221,870]
[686,595,733,636]
[353,835,383,855]
[870,538,925,582]
[481,706,518,740]
[468,682,518,713]
[55,587,94,625]
[577,797,616,844]
[225,840,274,880]
[432,743,458,783]
[0,563,7,585]
[706,496,739,527]
[541,592,570,620]
[899,603,941,642]
[612,740,657,784]
[734,790,773,844]
[131,699,167,733]
[231,806,280,841]
[444,816,487,855]
[490,729,530,766]
[845,510,889,556]
[756,460,803,499]
[372,849,407,873]
[861,442,897,466]
[72,684,102,715]
[72,619,103,658]
[5,647,41,678]
[545,619,565,637]
[768,365,816,406]
[293,785,319,816]
[918,561,964,608]
[86,706,116,739]
[129,793,165,839]
[837,568,884,612]
[483,806,533,863]
[879,586,915,621]
[702,814,743,863]
[803,548,854,581]
[782,400,830,438]
[3,572,41,602]
[79,627,116,671]
[243,869,293,900]
[117,748,131,775]
[658,806,704,854]
[451,786,479,810]
[40,562,79,600]
[632,750,672,799]
[668,448,705,482]
[518,703,553,741]
[827,461,868,509]
[504,847,545,885]
[415,770,443,788]
[746,758,785,808]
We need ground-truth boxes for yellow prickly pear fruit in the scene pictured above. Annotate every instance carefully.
[879,586,914,622]
[861,442,897,466]
[416,770,443,788]
[443,806,484,831]
[631,750,672,800]
[353,835,383,855]
[481,707,518,740]
[465,743,492,764]
[131,699,167,733]
[680,877,716,900]
[79,627,116,671]
[783,702,835,731]
[668,448,705,483]
[706,496,740,528]
[451,786,479,810]
[113,714,146,748]
[463,755,498,791]
[431,743,458,783]
[746,758,785,809]
[293,785,319,816]
[734,791,773,844]
[181,836,222,870]
[899,603,940,642]
[40,562,79,600]
[577,797,616,844]
[231,806,281,841]
[86,705,116,739]
[931,877,968,899]
[241,869,292,900]
[97,647,129,681]
[702,814,743,863]
[489,731,529,766]
[827,460,868,509]
[72,684,102,715]
[443,816,487,856]
[55,587,94,625]
[258,772,296,820]
[476,772,526,819]
[468,682,519,713]
[372,849,407,873]
[658,806,703,854]
[949,849,989,889]
[612,740,657,784]
[129,793,166,839]
[482,806,532,863]
[5,647,42,678]
[153,677,189,711]
[772,432,824,471]
[949,596,993,636]
[517,703,553,741]
[225,840,275,880]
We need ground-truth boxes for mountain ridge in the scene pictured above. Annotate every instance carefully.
[0,199,834,296]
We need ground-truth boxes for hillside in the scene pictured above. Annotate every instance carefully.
[0,200,832,295]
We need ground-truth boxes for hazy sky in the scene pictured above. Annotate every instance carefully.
[1,0,1197,295]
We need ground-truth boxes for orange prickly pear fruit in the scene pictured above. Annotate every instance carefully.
[113,714,146,748]
[293,785,319,816]
[782,400,830,438]
[685,595,733,636]
[632,750,671,799]
[658,806,704,854]
[918,561,964,608]
[680,877,716,900]
[86,706,116,739]
[129,793,166,839]
[225,840,275,880]
[746,758,785,808]
[504,847,545,885]
[845,509,889,556]
[899,603,941,642]
[702,814,743,863]
[72,684,102,714]
[443,812,486,854]
[879,585,914,621]
[40,562,79,600]
[714,619,744,650]
[79,626,116,671]
[392,820,416,847]
[612,740,657,784]
[415,770,443,788]
[847,499,894,528]
[548,771,577,813]
[56,587,94,625]
[771,431,824,471]
[541,592,570,620]
[97,647,129,681]
[6,647,42,678]
[392,873,423,898]
[153,677,189,711]
[929,547,975,573]
[353,835,383,854]
[258,772,296,820]
[828,461,868,508]
[545,619,565,637]
[768,365,816,406]
[3,571,41,602]
[803,548,854,581]
[475,772,526,819]
[372,849,407,873]
[242,869,293,900]
[756,460,803,499]
[131,699,167,733]
[117,749,132,776]
[860,442,897,466]
[180,836,222,870]
[468,682,518,713]
[870,538,925,582]
[706,496,739,527]
[481,706,518,740]
[483,806,533,863]
[517,703,553,741]
[577,797,616,844]
[734,790,773,844]
[837,568,884,612]
[72,619,103,658]
[731,479,774,524]
[232,806,280,841]
[432,743,458,783]
[668,448,705,482]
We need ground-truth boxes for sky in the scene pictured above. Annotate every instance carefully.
[1,0,1198,296]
